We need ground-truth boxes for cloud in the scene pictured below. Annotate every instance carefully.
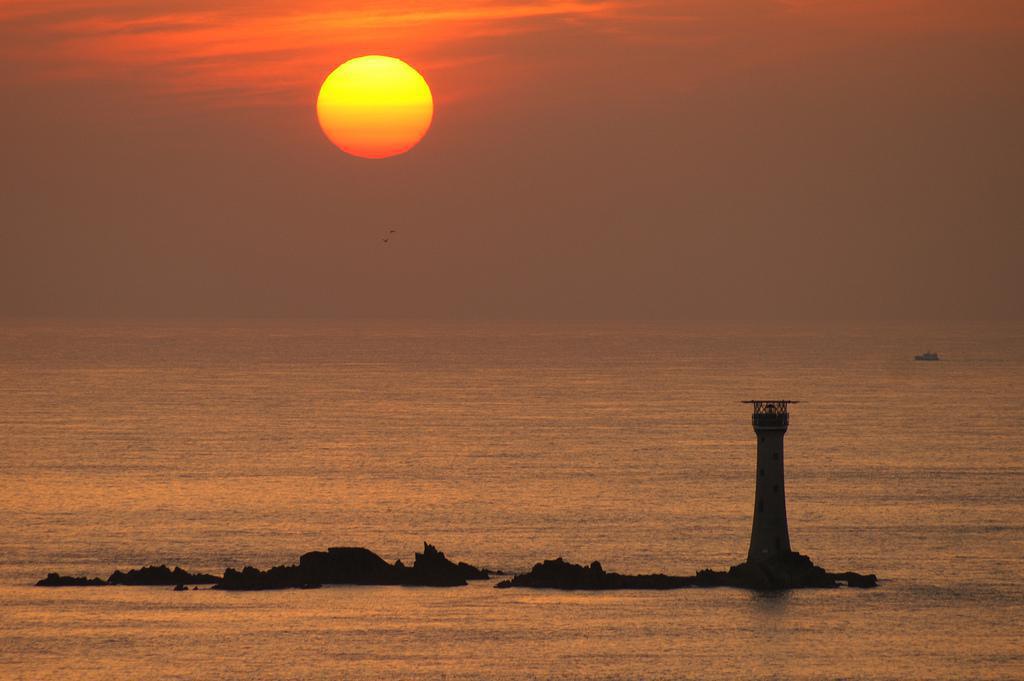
[2,0,1021,107]
[1,1,626,104]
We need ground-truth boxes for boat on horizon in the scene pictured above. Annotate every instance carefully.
[914,351,940,361]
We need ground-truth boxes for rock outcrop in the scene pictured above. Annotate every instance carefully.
[494,558,692,590]
[725,552,875,589]
[495,552,877,591]
[215,542,491,591]
[35,573,106,587]
[36,565,218,587]
[36,545,876,592]
[405,542,492,586]
[36,542,491,590]
[830,571,880,589]
[107,565,220,586]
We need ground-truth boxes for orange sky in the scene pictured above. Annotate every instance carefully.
[5,1,1022,104]
[1,0,1022,318]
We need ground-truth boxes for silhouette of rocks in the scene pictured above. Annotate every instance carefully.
[214,543,491,591]
[407,543,491,586]
[710,552,877,589]
[831,571,879,588]
[216,565,312,591]
[300,546,400,585]
[36,543,491,591]
[36,573,106,587]
[496,552,877,591]
[173,583,188,591]
[37,546,874,593]
[107,565,220,586]
[494,558,692,590]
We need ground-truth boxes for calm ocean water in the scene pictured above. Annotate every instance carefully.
[1,321,1022,680]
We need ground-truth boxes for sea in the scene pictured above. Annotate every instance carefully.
[0,321,1021,680]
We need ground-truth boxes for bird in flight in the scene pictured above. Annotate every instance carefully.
[381,228,397,244]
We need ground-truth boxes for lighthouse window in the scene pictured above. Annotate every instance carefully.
[760,436,765,443]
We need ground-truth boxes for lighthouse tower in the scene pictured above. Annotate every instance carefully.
[743,400,797,562]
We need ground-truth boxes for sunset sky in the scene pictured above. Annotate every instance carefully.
[2,0,1022,319]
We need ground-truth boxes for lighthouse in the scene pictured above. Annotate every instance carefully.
[742,400,797,562]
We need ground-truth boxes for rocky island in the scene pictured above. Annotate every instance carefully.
[37,545,876,592]
[216,543,491,590]
[37,543,492,590]
[495,551,877,591]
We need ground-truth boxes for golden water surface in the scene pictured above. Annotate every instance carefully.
[1,322,1021,679]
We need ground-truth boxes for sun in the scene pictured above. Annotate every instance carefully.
[316,56,433,159]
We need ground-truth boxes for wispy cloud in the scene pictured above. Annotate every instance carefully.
[1,0,626,104]
[3,0,1020,107]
